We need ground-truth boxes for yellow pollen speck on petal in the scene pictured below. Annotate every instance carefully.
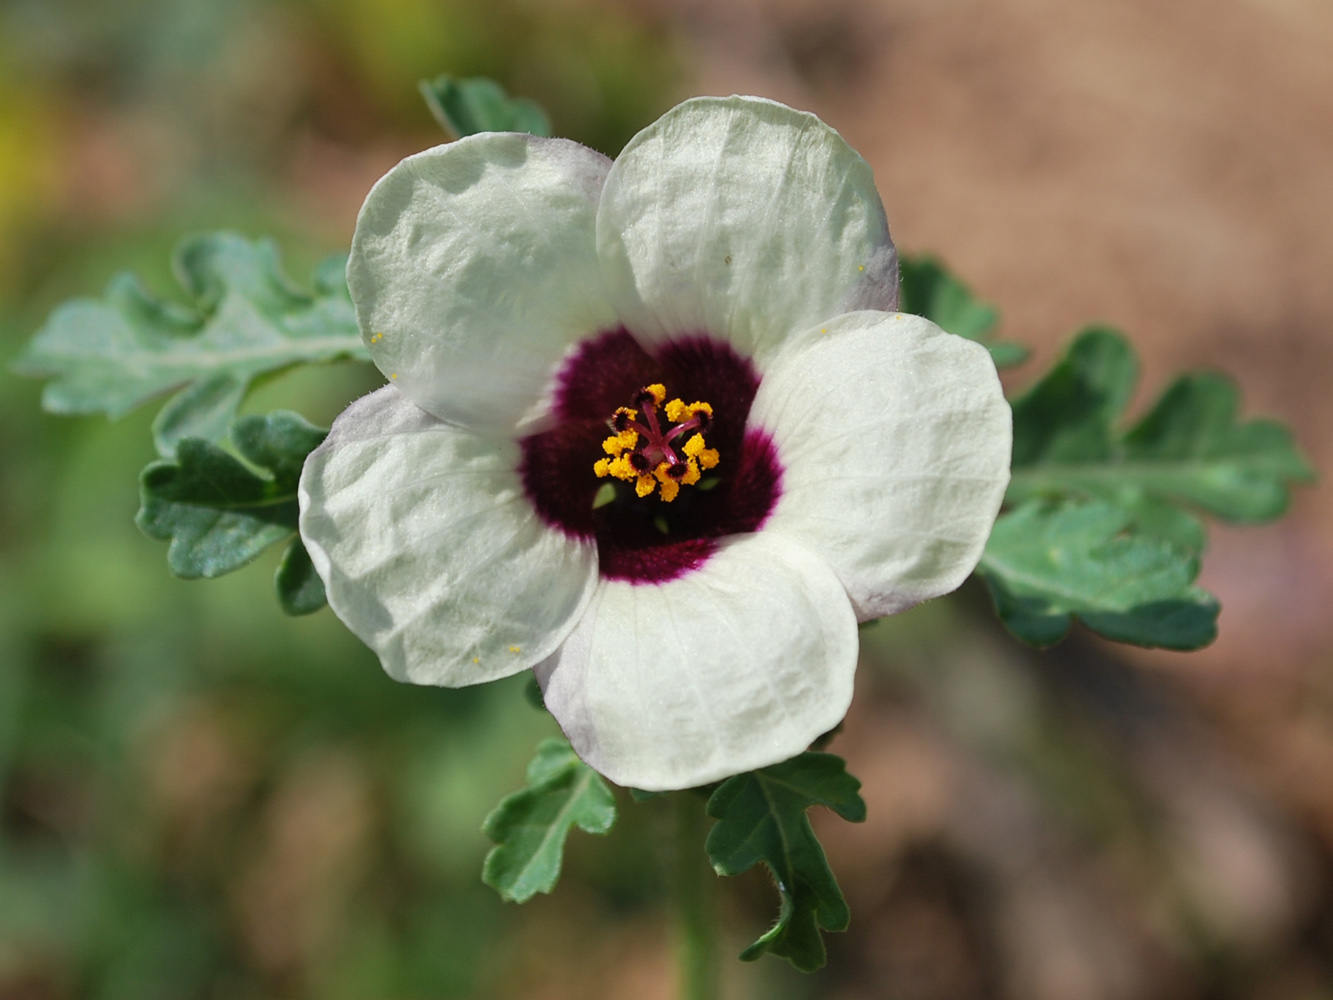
[473,656,480,664]
[509,645,521,654]
[698,448,720,470]
[665,398,688,423]
[389,373,397,379]
[644,383,666,405]
[370,332,384,343]
[858,265,865,271]
[635,475,656,498]
[593,458,611,477]
[659,479,680,502]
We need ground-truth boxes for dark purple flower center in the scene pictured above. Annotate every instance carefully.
[519,328,782,584]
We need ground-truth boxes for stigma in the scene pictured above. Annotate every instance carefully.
[592,383,720,502]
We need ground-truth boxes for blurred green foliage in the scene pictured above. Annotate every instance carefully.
[0,0,683,995]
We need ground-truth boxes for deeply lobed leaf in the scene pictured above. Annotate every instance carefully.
[898,255,1029,368]
[419,75,552,139]
[1008,328,1313,552]
[482,738,616,904]
[705,753,866,972]
[137,411,328,614]
[977,498,1219,649]
[13,233,367,456]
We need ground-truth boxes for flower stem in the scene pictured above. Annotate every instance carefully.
[673,791,721,1000]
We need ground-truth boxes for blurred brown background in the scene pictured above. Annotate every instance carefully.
[0,0,1329,998]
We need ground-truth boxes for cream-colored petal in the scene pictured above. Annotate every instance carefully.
[348,133,617,432]
[750,311,1011,620]
[597,95,896,367]
[536,532,858,791]
[299,386,598,685]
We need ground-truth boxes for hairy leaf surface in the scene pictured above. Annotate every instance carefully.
[137,412,327,605]
[482,738,616,903]
[977,498,1219,649]
[1008,328,1312,551]
[14,234,366,456]
[419,75,551,138]
[706,753,866,972]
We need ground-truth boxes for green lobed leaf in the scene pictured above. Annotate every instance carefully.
[12,233,367,456]
[898,255,1029,367]
[419,75,551,138]
[705,753,866,972]
[274,537,326,616]
[136,411,327,582]
[976,498,1219,650]
[1008,327,1314,551]
[482,738,616,904]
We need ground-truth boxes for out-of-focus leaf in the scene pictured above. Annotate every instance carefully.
[274,537,326,616]
[1008,328,1313,551]
[898,255,1028,367]
[976,499,1219,649]
[482,738,615,903]
[137,411,327,580]
[12,234,366,456]
[705,753,866,972]
[419,75,551,138]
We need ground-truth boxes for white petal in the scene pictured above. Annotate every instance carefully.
[299,386,598,685]
[348,134,617,432]
[536,532,858,791]
[596,95,897,367]
[749,312,1012,620]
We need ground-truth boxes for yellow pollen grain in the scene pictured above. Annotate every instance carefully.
[644,383,666,405]
[608,455,635,481]
[858,265,865,271]
[509,645,521,654]
[370,332,384,343]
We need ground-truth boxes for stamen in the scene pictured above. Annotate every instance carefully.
[591,383,721,501]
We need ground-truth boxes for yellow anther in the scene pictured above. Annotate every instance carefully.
[593,458,611,478]
[665,398,689,423]
[608,455,635,481]
[659,479,680,502]
[689,401,713,419]
[635,475,656,498]
[683,434,706,458]
[681,461,702,486]
[698,448,720,470]
[644,383,666,405]
[602,430,637,456]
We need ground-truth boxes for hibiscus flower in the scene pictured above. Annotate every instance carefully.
[298,96,1011,791]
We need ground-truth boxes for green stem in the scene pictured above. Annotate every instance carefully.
[673,791,721,1000]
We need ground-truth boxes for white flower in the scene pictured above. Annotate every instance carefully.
[298,96,1011,791]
